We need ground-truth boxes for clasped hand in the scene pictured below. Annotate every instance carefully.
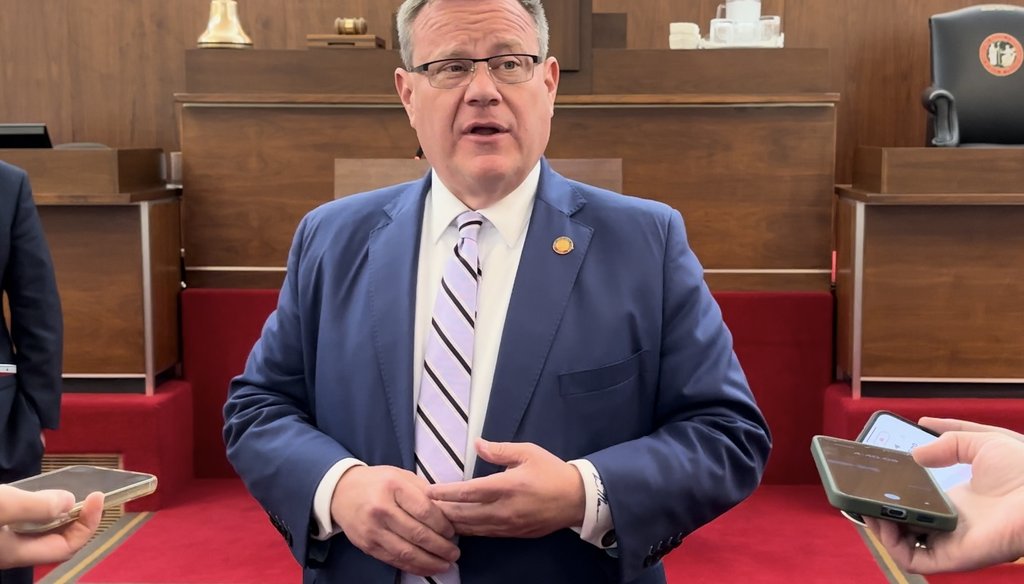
[331,439,585,575]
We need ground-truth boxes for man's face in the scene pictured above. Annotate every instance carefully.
[395,0,559,206]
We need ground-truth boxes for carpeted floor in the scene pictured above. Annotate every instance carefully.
[36,479,1023,583]
[664,484,892,583]
[42,480,299,583]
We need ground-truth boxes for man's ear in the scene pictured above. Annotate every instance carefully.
[395,68,417,128]
[543,57,560,116]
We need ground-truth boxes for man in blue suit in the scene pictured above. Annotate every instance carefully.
[224,0,771,582]
[0,161,63,584]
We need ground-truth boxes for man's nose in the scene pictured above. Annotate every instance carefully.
[464,65,501,104]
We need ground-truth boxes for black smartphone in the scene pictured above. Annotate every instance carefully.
[810,435,958,532]
[857,410,972,491]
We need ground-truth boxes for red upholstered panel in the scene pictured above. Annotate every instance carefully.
[182,289,278,478]
[43,381,193,510]
[716,292,835,485]
[183,289,836,484]
[823,383,1024,440]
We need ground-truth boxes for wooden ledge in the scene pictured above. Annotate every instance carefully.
[35,187,181,206]
[176,92,839,106]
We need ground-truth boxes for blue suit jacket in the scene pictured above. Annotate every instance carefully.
[0,161,62,478]
[224,160,771,584]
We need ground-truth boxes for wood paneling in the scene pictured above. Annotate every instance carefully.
[833,196,855,379]
[0,149,163,195]
[6,0,1024,182]
[547,104,836,271]
[184,49,403,94]
[592,49,829,94]
[861,205,1024,378]
[148,199,183,373]
[181,92,834,285]
[40,206,145,373]
[853,147,1024,195]
[704,272,830,291]
[180,104,416,269]
[0,0,73,146]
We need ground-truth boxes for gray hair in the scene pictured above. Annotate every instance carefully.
[396,0,549,69]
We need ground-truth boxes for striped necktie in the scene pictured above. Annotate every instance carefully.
[406,211,483,584]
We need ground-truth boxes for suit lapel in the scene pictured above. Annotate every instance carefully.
[477,162,591,477]
[368,177,430,471]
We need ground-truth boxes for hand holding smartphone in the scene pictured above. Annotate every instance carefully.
[857,411,972,491]
[6,466,157,534]
[811,435,958,532]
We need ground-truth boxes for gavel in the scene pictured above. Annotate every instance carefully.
[335,17,368,35]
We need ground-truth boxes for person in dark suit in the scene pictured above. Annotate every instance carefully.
[223,1,771,582]
[0,160,63,584]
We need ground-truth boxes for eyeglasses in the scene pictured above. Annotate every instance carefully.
[410,54,540,89]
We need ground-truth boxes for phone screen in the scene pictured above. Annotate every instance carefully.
[819,436,953,514]
[13,466,152,503]
[860,413,972,491]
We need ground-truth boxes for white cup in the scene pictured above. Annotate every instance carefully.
[736,22,756,43]
[669,22,700,36]
[716,0,761,24]
[709,18,735,44]
[669,33,700,50]
[758,15,781,42]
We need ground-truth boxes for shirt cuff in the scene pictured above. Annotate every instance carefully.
[311,458,367,540]
[567,459,617,549]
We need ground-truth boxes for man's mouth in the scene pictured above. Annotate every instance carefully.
[465,123,507,136]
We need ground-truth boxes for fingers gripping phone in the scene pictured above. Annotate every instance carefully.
[857,411,972,491]
[811,435,958,532]
[7,465,157,534]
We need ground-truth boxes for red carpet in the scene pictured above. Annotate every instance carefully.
[664,485,889,583]
[928,563,1024,584]
[79,479,299,583]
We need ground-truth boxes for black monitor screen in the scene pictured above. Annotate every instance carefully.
[0,124,52,148]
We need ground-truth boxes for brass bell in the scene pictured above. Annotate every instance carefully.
[198,0,253,49]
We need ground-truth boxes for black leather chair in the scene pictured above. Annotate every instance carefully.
[923,5,1024,147]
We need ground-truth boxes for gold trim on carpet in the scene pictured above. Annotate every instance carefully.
[862,527,913,584]
[38,512,151,584]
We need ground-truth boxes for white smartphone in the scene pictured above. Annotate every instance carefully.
[7,465,157,534]
[858,411,972,491]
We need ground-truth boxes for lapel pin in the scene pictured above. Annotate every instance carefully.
[552,236,574,255]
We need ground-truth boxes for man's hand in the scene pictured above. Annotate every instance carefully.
[428,439,586,538]
[0,485,104,569]
[865,430,1024,574]
[330,465,459,576]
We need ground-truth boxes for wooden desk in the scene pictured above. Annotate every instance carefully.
[835,147,1024,397]
[178,48,837,290]
[0,149,181,394]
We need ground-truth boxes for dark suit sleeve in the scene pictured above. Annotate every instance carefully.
[586,209,771,582]
[5,170,62,429]
[223,214,355,567]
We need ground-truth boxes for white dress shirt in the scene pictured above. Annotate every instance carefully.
[312,163,615,548]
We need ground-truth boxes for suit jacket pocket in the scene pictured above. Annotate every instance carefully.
[559,349,645,397]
